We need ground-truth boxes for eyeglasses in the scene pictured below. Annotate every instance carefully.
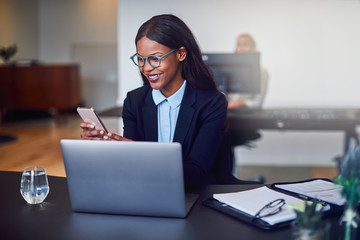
[130,49,177,68]
[254,198,285,219]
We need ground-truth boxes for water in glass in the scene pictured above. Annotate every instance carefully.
[20,166,49,204]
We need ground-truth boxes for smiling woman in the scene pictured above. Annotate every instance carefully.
[134,38,185,97]
[133,14,217,92]
[80,14,228,189]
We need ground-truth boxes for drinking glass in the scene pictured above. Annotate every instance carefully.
[20,166,49,204]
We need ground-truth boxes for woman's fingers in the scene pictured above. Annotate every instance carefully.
[80,122,128,141]
[80,128,107,139]
[80,122,92,128]
[106,132,123,141]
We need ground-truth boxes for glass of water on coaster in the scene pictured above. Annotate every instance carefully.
[20,166,49,204]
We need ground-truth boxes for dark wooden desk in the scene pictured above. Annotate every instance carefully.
[0,64,81,121]
[228,108,360,155]
[0,171,348,240]
[101,106,360,155]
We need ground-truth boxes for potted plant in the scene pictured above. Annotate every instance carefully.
[0,44,17,64]
[333,145,360,240]
[291,200,329,240]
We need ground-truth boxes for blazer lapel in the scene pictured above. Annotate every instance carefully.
[142,89,158,141]
[173,84,196,143]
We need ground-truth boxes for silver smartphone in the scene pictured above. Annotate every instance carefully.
[77,107,108,133]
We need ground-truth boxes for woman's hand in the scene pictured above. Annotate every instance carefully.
[227,100,247,109]
[80,122,132,141]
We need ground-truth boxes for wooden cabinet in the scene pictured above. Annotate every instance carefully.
[0,64,81,120]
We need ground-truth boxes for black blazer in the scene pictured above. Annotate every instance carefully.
[122,83,228,188]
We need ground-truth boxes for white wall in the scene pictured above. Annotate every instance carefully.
[72,44,118,111]
[117,0,360,108]
[38,0,117,62]
[38,0,118,110]
[0,0,38,62]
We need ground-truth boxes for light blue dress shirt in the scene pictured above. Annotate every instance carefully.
[152,80,187,142]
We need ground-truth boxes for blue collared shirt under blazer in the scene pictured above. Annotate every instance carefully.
[122,82,228,188]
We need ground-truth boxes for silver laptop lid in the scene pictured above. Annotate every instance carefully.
[60,140,190,218]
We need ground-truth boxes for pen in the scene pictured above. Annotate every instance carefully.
[297,194,328,207]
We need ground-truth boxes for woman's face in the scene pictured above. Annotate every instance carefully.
[136,36,186,97]
[235,36,255,52]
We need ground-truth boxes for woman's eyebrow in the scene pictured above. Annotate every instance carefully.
[138,51,163,56]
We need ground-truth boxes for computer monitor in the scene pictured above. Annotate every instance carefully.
[202,52,261,95]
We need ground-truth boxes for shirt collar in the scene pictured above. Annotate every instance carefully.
[152,80,187,108]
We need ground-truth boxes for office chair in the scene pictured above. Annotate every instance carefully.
[212,130,265,184]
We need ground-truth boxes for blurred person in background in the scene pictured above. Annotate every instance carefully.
[227,33,269,109]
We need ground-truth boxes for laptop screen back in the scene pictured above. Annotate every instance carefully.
[60,140,191,218]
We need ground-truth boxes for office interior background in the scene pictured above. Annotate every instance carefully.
[1,0,360,182]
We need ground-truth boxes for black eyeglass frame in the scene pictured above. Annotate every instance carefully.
[130,49,177,68]
[254,198,285,219]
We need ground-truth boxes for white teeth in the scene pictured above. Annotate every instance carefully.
[148,74,160,79]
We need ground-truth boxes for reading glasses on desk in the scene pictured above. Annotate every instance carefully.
[254,198,285,219]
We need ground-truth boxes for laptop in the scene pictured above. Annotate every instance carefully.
[60,139,198,218]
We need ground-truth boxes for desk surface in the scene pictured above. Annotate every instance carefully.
[0,171,349,240]
[228,108,360,131]
[228,108,360,154]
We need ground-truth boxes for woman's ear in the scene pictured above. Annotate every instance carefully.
[177,47,187,62]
